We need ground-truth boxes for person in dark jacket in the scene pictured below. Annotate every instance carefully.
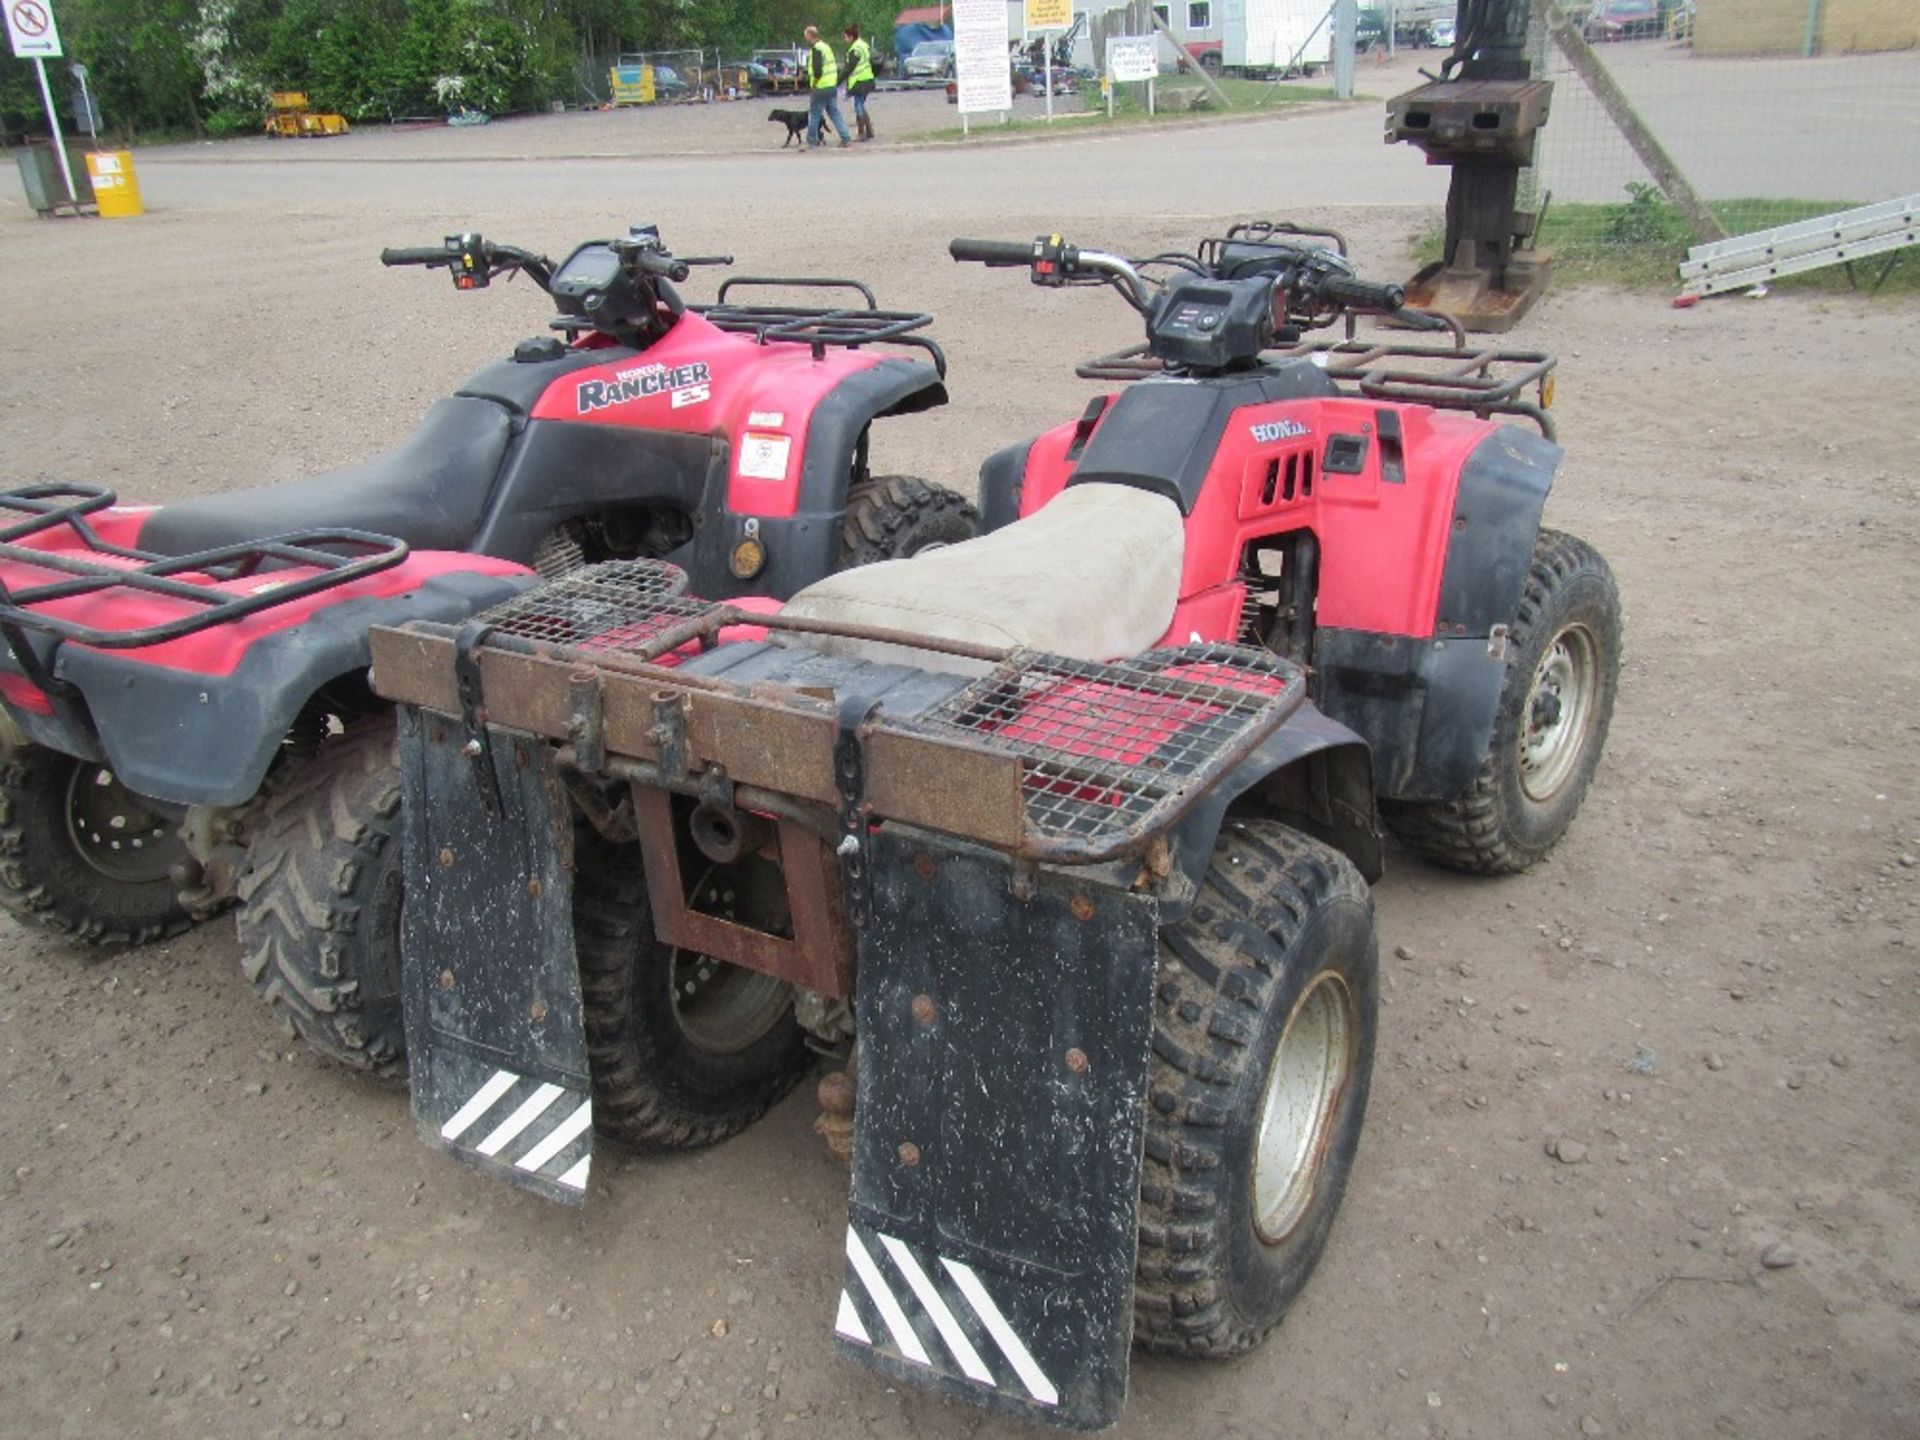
[803,25,851,148]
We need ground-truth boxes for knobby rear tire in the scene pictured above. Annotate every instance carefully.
[1134,820,1378,1357]
[575,828,810,1150]
[235,719,406,1076]
[0,751,193,947]
[840,474,978,567]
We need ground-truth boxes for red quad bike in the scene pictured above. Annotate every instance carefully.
[359,228,1618,1428]
[0,225,968,1076]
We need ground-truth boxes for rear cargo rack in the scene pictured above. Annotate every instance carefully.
[695,276,947,378]
[895,643,1303,853]
[371,560,1305,865]
[0,482,409,653]
[1075,335,1557,438]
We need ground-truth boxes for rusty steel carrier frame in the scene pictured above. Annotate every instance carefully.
[370,558,1371,1429]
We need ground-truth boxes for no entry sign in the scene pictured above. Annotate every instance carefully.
[6,0,63,59]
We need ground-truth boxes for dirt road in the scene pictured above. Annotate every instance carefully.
[0,110,1916,1440]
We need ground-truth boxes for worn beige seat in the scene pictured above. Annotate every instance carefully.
[780,483,1185,671]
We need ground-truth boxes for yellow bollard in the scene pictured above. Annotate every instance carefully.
[84,151,144,219]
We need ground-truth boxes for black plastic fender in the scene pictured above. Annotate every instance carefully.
[672,357,949,601]
[53,570,535,807]
[1156,701,1382,918]
[1312,425,1561,802]
[975,438,1032,534]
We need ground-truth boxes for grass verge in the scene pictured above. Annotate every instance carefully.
[1419,187,1919,295]
[923,77,1343,141]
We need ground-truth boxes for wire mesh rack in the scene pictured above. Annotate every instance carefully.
[475,559,705,654]
[903,643,1304,853]
[463,565,1307,859]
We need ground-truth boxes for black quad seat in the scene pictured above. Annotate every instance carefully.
[138,397,513,557]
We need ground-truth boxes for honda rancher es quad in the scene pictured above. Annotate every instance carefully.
[361,228,1619,1428]
[0,225,969,1077]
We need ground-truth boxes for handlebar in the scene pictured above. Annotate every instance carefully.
[1315,273,1407,313]
[631,250,691,282]
[952,236,1154,311]
[381,235,553,292]
[380,245,456,267]
[949,238,1034,267]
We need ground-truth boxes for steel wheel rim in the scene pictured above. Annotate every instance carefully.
[1252,971,1356,1244]
[669,949,792,1055]
[1519,623,1601,803]
[669,865,794,1055]
[63,765,183,885]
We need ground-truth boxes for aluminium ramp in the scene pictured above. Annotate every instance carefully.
[1679,195,1919,298]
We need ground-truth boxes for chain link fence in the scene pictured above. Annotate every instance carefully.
[1521,2,1920,260]
[579,50,753,108]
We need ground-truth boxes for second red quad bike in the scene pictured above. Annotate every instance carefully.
[0,225,968,1074]
[365,226,1620,1428]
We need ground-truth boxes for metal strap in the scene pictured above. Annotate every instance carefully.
[833,694,882,928]
[452,618,502,816]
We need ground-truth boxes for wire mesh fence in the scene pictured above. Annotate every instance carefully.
[588,50,740,107]
[1522,3,1920,260]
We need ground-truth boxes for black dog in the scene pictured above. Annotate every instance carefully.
[768,108,809,147]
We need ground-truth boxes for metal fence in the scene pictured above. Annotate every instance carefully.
[1522,3,1920,252]
[578,50,773,107]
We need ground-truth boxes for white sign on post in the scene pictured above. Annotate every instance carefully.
[1106,36,1157,82]
[5,0,62,58]
[952,0,1012,116]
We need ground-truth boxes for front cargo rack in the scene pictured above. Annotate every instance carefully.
[694,275,947,377]
[1075,334,1557,438]
[0,483,409,654]
[372,560,1305,865]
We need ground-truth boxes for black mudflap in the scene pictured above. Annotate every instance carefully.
[837,828,1160,1431]
[396,709,595,1206]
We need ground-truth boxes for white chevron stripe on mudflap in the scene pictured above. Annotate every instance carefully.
[834,1289,871,1345]
[476,1082,565,1156]
[440,1068,520,1141]
[844,1228,931,1365]
[515,1099,593,1174]
[878,1235,995,1387]
[941,1256,1059,1407]
[440,1071,592,1189]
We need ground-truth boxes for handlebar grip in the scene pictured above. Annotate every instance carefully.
[1318,274,1407,311]
[632,251,691,282]
[949,238,1035,267]
[380,246,455,267]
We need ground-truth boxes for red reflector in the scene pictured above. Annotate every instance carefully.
[0,671,54,716]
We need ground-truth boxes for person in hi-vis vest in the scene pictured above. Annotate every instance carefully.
[843,24,877,142]
[803,25,851,148]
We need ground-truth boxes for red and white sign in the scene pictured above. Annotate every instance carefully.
[5,0,62,59]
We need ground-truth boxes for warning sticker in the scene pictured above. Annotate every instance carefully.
[737,433,791,481]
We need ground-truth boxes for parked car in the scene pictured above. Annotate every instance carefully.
[1431,16,1456,47]
[1357,7,1434,50]
[904,39,955,78]
[1585,0,1660,40]
[650,64,692,100]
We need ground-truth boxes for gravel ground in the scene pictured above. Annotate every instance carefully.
[0,100,1916,1440]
